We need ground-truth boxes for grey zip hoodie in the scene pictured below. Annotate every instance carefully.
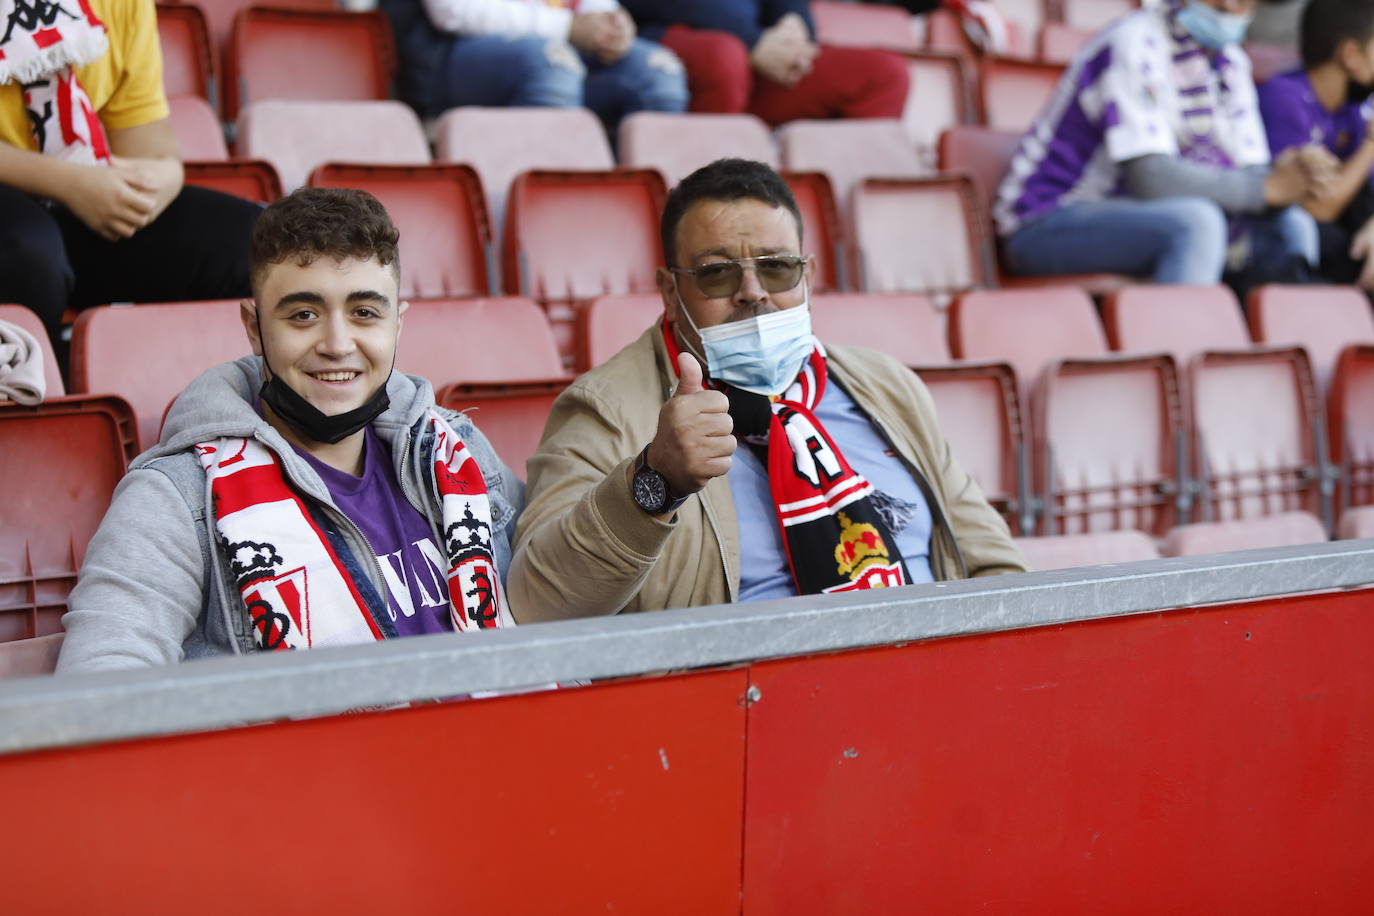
[56,356,523,673]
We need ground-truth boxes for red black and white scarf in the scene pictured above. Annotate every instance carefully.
[197,408,513,652]
[0,0,112,164]
[664,322,911,596]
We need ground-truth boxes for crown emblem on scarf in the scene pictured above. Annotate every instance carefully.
[833,512,889,579]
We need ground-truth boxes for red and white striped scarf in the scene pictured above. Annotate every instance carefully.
[197,408,513,652]
[0,0,112,164]
[664,322,911,596]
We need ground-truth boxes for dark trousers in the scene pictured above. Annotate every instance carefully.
[0,183,262,349]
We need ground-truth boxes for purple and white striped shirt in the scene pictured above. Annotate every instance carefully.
[994,4,1270,237]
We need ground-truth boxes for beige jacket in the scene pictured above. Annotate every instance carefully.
[508,327,1026,621]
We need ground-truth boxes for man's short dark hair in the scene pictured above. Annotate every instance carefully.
[249,187,401,297]
[1301,0,1374,70]
[660,158,803,267]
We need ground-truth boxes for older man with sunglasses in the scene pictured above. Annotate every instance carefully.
[508,158,1024,620]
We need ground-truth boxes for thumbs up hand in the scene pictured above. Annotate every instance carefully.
[646,352,737,497]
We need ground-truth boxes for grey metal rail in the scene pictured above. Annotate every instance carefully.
[2,541,1372,756]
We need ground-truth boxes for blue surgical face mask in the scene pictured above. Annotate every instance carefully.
[1176,0,1253,50]
[676,287,814,396]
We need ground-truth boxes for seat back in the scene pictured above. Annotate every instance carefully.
[437,381,567,481]
[168,95,229,160]
[979,57,1065,133]
[310,164,494,299]
[1104,284,1250,367]
[902,51,971,169]
[852,175,995,295]
[810,0,922,51]
[1034,355,1185,537]
[70,302,248,451]
[777,119,925,209]
[0,632,64,678]
[1248,284,1374,390]
[916,361,1025,534]
[396,298,565,391]
[782,171,844,292]
[937,125,1020,210]
[950,286,1107,393]
[157,1,215,102]
[1037,22,1095,64]
[225,7,394,120]
[0,396,137,642]
[0,304,64,397]
[1015,529,1159,572]
[235,99,430,191]
[577,294,663,372]
[184,159,282,203]
[434,107,615,241]
[811,293,949,366]
[618,112,776,189]
[1061,0,1137,30]
[195,0,339,80]
[1162,512,1327,558]
[1329,344,1374,513]
[1190,347,1328,525]
[1244,40,1302,84]
[503,169,666,304]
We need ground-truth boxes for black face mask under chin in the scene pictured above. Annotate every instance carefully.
[258,371,391,445]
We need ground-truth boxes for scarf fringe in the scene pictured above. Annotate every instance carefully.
[0,31,108,85]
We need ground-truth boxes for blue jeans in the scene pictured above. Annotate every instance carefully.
[439,35,687,129]
[1003,197,1319,284]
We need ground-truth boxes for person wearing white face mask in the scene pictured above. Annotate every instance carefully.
[507,158,1024,622]
[995,0,1334,300]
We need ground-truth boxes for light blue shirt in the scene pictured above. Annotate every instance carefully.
[729,378,935,602]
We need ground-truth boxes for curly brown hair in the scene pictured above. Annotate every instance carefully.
[249,187,401,297]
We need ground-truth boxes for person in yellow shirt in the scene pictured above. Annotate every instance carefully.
[0,0,260,356]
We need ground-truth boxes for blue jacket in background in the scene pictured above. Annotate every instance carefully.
[621,0,814,46]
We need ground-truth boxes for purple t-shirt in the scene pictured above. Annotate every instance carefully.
[293,428,454,637]
[1258,69,1370,167]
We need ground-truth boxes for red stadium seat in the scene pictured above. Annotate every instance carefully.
[618,112,776,189]
[901,51,972,170]
[434,107,614,240]
[577,294,663,372]
[852,175,996,296]
[309,164,494,300]
[503,169,666,304]
[777,118,925,209]
[437,381,567,480]
[183,159,282,203]
[949,286,1108,394]
[1033,354,1185,537]
[70,301,248,451]
[1337,504,1374,539]
[1061,0,1137,31]
[1328,344,1374,518]
[0,304,63,397]
[396,297,566,389]
[810,0,922,52]
[168,95,228,160]
[157,1,216,102]
[916,361,1026,534]
[1037,22,1094,64]
[1244,41,1301,84]
[0,396,137,642]
[1104,284,1251,366]
[995,0,1049,51]
[811,293,949,366]
[1015,529,1159,571]
[1248,284,1374,390]
[0,632,63,678]
[782,171,845,292]
[979,57,1065,133]
[1162,511,1327,557]
[924,6,1033,60]
[1189,347,1329,527]
[194,0,339,79]
[235,99,430,191]
[224,7,394,121]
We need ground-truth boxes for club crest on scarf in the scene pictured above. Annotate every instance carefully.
[197,408,513,652]
[663,319,911,596]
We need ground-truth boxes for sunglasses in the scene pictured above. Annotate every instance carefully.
[669,255,807,298]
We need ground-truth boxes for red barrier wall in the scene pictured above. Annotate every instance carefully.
[2,591,1371,914]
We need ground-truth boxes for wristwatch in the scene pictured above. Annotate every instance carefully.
[631,444,689,516]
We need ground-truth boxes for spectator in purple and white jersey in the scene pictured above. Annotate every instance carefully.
[994,0,1333,291]
[1259,0,1374,287]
